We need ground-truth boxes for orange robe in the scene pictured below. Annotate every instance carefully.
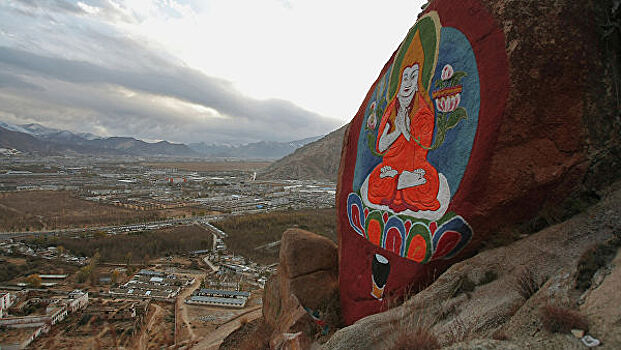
[367,94,440,212]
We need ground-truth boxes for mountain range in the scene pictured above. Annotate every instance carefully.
[188,136,321,160]
[0,121,195,157]
[0,121,323,159]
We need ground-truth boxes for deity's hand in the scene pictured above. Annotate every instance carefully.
[396,109,411,141]
[397,169,427,190]
[378,123,398,153]
[402,126,411,141]
[405,115,411,140]
[379,166,398,179]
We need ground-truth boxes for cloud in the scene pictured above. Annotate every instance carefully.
[0,1,342,144]
[0,46,341,144]
[0,70,45,91]
[11,0,86,16]
[0,0,427,144]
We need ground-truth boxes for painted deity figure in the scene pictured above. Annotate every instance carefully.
[366,63,441,213]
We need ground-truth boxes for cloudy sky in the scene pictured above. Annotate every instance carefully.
[0,0,425,145]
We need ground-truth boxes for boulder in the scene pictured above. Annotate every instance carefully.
[263,229,340,349]
[280,228,338,279]
[337,0,620,324]
[268,294,315,350]
[281,270,338,311]
[278,228,338,311]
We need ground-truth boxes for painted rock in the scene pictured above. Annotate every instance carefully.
[336,0,618,324]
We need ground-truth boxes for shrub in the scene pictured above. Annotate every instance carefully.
[76,265,93,283]
[491,330,510,340]
[576,234,621,291]
[316,291,345,331]
[391,327,440,350]
[513,266,541,300]
[480,270,498,285]
[25,273,42,287]
[540,304,589,334]
[451,275,476,298]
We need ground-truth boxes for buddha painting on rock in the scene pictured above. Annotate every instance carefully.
[340,2,509,324]
[367,63,440,213]
[360,33,450,222]
[346,12,477,266]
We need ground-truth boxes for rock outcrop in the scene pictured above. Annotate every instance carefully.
[324,181,621,350]
[337,0,620,324]
[262,229,340,349]
[279,228,339,311]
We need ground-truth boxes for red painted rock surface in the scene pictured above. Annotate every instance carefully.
[336,0,619,325]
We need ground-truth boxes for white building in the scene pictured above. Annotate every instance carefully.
[67,290,89,313]
[0,292,14,318]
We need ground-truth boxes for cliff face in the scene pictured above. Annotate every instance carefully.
[336,0,620,325]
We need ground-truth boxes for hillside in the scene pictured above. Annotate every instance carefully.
[188,136,321,160]
[260,124,347,181]
[0,127,62,154]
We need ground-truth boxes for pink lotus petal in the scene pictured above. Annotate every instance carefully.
[441,64,454,80]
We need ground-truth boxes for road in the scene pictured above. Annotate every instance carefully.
[176,275,201,344]
[196,220,228,239]
[0,216,219,241]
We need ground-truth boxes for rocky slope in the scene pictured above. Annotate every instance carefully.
[323,180,621,349]
[260,125,347,181]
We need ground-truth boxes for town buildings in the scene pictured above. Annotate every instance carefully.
[0,290,88,350]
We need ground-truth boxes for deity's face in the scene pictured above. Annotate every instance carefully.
[399,64,419,100]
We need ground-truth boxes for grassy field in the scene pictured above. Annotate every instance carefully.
[24,224,213,263]
[0,191,193,232]
[143,161,272,172]
[213,208,337,264]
